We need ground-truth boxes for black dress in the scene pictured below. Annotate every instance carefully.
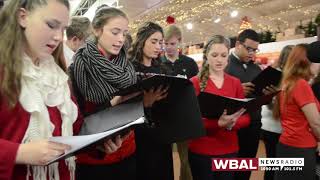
[132,60,174,180]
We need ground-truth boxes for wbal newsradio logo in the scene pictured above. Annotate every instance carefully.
[212,158,304,171]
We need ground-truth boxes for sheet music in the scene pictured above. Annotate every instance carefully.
[47,117,145,165]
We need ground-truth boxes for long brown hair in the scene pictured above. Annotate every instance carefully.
[0,0,69,107]
[129,22,164,63]
[198,35,230,91]
[277,45,294,69]
[273,44,312,118]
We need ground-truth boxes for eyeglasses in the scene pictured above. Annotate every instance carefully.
[240,43,259,53]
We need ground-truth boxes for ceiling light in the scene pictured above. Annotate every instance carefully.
[214,18,221,23]
[186,23,193,30]
[112,0,123,9]
[230,10,238,18]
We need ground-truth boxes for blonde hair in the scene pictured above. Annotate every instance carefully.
[66,16,91,40]
[164,25,182,41]
[91,6,127,42]
[198,35,230,91]
[0,0,69,107]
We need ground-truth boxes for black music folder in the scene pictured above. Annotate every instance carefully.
[79,101,144,135]
[113,74,191,96]
[198,91,277,119]
[47,101,145,165]
[251,66,282,96]
[150,84,205,143]
[48,76,206,163]
[114,74,205,144]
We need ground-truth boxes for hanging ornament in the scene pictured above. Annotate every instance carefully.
[239,16,252,34]
[166,16,175,24]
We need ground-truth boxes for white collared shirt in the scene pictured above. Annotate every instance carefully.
[63,43,75,68]
[232,51,247,69]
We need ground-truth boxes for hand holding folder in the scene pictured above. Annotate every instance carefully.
[197,91,278,119]
[143,85,169,107]
[242,82,255,97]
[251,66,282,96]
[47,117,145,165]
[114,74,205,143]
[46,101,145,165]
[111,74,205,144]
[113,74,190,96]
[218,108,246,129]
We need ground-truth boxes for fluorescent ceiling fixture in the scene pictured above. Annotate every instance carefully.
[114,0,123,8]
[69,0,82,15]
[230,10,238,18]
[214,18,221,23]
[186,23,193,30]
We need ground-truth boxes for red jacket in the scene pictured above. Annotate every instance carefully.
[0,97,83,180]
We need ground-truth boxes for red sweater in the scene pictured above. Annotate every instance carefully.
[279,79,320,148]
[189,74,250,156]
[0,97,83,180]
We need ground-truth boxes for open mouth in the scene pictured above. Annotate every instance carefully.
[113,45,122,50]
[46,44,56,50]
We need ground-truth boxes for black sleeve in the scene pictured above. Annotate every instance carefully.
[189,60,199,78]
[312,83,320,101]
[143,107,152,121]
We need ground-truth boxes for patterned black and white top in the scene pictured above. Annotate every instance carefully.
[70,40,137,105]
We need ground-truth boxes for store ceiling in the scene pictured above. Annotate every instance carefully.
[73,0,320,45]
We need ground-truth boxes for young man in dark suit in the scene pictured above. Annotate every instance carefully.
[225,29,276,180]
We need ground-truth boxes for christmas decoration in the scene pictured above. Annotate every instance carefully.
[166,16,175,24]
[305,20,317,37]
[315,13,320,40]
[239,16,252,34]
[265,30,276,43]
[315,13,320,26]
[295,20,305,35]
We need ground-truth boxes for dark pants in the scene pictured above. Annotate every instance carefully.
[274,143,316,180]
[135,127,174,180]
[76,154,136,180]
[235,123,261,180]
[189,151,237,180]
[261,129,280,180]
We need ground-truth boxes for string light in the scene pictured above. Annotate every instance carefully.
[129,0,319,44]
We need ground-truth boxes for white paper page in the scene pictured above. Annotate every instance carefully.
[47,117,145,164]
[221,95,254,102]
